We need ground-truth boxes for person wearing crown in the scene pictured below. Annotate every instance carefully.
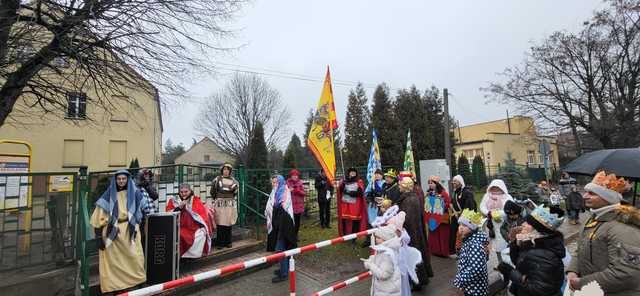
[450,174,478,254]
[453,209,489,296]
[382,169,401,203]
[497,205,566,296]
[566,171,640,296]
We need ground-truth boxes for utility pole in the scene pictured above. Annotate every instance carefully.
[443,88,452,193]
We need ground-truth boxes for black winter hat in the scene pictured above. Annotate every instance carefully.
[347,167,358,175]
[504,200,523,215]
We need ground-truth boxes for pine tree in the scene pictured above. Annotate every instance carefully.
[343,83,370,167]
[246,122,270,210]
[394,86,430,164]
[457,155,472,188]
[370,83,403,166]
[162,139,186,165]
[267,146,284,169]
[283,133,304,168]
[472,155,488,187]
[422,86,446,159]
[247,122,268,169]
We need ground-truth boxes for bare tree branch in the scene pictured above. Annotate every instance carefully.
[0,0,244,127]
[194,73,291,165]
[485,0,640,149]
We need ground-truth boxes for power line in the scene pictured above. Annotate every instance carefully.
[448,93,495,123]
[213,63,394,90]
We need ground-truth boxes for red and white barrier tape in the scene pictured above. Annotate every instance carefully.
[310,271,372,296]
[289,256,296,296]
[119,228,377,296]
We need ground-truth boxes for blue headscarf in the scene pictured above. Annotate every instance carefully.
[95,170,143,247]
[274,175,287,207]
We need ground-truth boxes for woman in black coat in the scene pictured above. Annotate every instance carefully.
[497,206,566,296]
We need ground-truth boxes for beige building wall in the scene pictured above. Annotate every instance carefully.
[175,138,233,166]
[453,116,559,169]
[0,82,162,173]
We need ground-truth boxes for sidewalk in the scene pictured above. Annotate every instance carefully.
[189,212,589,296]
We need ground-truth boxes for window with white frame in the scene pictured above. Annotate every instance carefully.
[66,92,87,119]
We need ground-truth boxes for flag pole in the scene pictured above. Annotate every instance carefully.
[339,142,345,178]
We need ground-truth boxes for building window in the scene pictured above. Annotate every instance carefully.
[204,154,210,162]
[108,140,127,167]
[474,149,484,159]
[538,152,544,164]
[63,140,84,167]
[67,92,87,119]
[527,150,535,164]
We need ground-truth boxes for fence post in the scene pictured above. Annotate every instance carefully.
[77,166,90,296]
[289,256,296,296]
[238,165,247,226]
[177,164,184,184]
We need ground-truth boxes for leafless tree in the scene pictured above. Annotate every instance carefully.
[485,0,640,149]
[195,73,291,164]
[0,0,243,127]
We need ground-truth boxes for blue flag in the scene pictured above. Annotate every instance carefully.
[365,129,382,194]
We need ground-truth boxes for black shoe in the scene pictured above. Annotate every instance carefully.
[271,275,288,283]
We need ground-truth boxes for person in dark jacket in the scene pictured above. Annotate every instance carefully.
[396,176,432,290]
[266,175,296,283]
[450,174,478,254]
[382,169,401,203]
[497,205,566,296]
[565,185,584,225]
[314,170,333,228]
[500,200,525,243]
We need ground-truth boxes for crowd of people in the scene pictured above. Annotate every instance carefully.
[91,164,239,294]
[90,163,640,296]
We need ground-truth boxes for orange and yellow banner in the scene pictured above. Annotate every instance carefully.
[307,67,338,183]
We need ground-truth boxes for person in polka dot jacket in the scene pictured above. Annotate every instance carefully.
[453,209,489,296]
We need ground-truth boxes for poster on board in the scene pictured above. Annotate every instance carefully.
[49,175,74,192]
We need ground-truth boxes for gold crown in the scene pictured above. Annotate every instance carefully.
[591,171,626,193]
[460,209,483,226]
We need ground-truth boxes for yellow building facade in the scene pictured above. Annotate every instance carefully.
[453,116,559,170]
[0,79,163,173]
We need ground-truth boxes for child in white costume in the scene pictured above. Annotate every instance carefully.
[371,205,422,296]
[363,224,402,296]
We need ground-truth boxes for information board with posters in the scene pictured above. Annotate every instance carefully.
[49,175,74,192]
[0,155,29,173]
[0,155,29,209]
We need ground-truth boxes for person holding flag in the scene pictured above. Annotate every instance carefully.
[365,129,384,226]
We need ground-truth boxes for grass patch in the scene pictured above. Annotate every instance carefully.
[296,213,371,280]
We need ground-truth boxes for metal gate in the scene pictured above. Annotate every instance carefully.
[0,171,78,271]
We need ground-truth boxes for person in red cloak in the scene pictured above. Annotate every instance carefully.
[337,167,368,237]
[166,183,213,258]
[425,175,452,257]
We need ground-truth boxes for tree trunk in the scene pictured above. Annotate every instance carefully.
[570,122,582,156]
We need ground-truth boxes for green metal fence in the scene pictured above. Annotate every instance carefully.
[0,171,78,272]
[486,163,559,184]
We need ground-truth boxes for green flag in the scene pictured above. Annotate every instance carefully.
[403,130,416,177]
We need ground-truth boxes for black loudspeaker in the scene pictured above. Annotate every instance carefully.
[146,212,180,284]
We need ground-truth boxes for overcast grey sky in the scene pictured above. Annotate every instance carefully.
[163,0,605,149]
